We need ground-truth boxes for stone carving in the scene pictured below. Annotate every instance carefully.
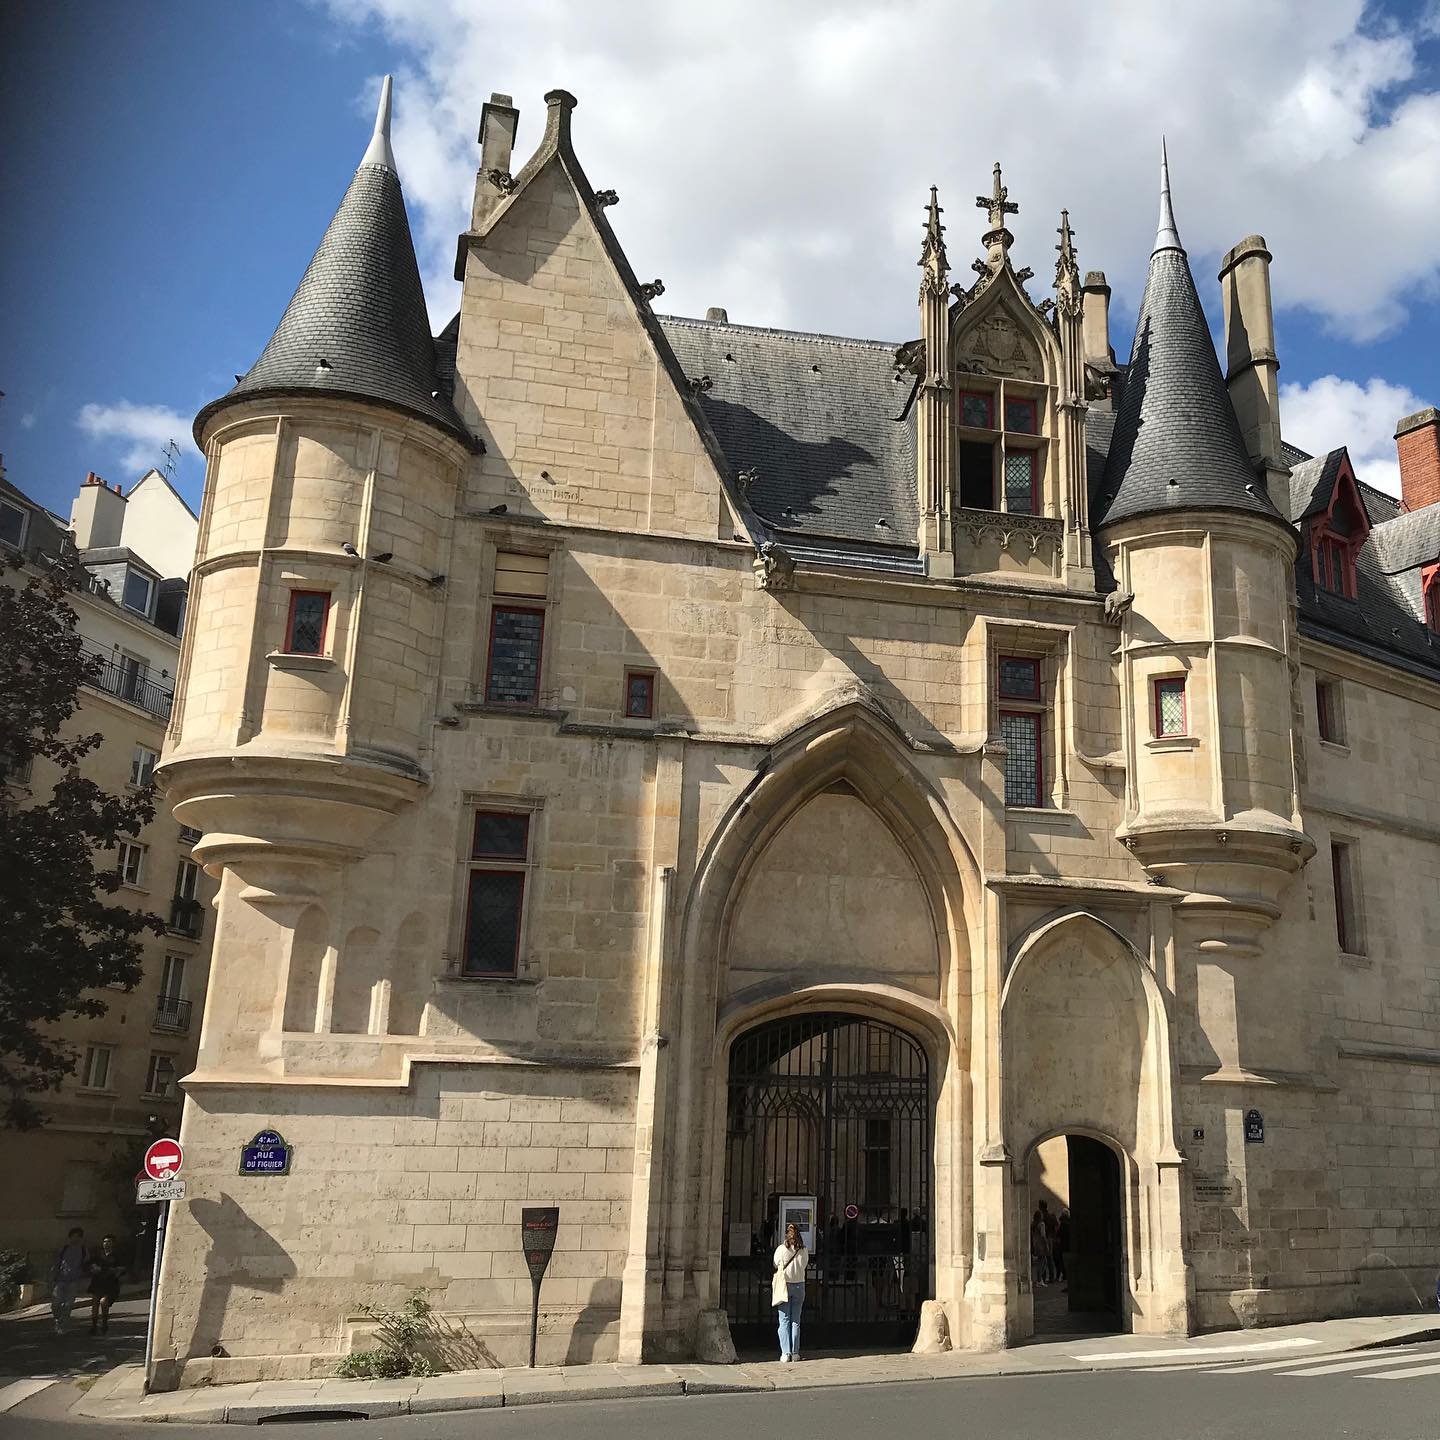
[1102,589,1135,626]
[753,540,796,592]
[485,168,516,194]
[956,510,1061,557]
[688,375,713,395]
[737,466,759,493]
[955,310,1042,381]
[893,338,923,379]
[1055,209,1083,317]
[918,186,949,297]
[639,279,665,301]
[594,189,619,207]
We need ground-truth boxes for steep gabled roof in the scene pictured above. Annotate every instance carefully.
[1094,148,1282,530]
[195,77,472,449]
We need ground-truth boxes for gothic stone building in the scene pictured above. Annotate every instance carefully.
[150,81,1440,1384]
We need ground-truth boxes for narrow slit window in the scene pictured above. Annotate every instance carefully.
[1331,840,1364,955]
[999,710,1042,807]
[1316,678,1344,744]
[285,591,330,655]
[1153,676,1187,737]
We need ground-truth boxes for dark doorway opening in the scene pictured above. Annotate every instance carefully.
[720,1012,931,1352]
[1029,1133,1123,1335]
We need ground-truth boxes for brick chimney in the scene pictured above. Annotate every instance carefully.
[470,93,520,230]
[1396,407,1440,512]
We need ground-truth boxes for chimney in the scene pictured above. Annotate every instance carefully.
[470,92,520,230]
[705,307,729,324]
[1397,407,1440,512]
[1081,271,1112,367]
[70,471,126,550]
[1219,236,1284,483]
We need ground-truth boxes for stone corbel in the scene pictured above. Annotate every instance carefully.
[752,541,795,592]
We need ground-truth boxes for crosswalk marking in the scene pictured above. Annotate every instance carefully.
[1077,1336,1317,1362]
[1364,1361,1440,1380]
[1280,1352,1440,1377]
[0,1378,57,1413]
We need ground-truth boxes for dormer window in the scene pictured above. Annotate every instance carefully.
[122,568,155,616]
[1306,454,1369,600]
[0,499,27,550]
[1424,563,1439,631]
[957,382,1046,515]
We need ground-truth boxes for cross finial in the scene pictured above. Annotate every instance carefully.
[975,161,1019,270]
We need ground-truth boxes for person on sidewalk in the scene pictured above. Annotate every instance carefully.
[773,1222,809,1362]
[50,1226,90,1334]
[87,1234,123,1334]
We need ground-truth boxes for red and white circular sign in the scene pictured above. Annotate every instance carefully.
[143,1138,184,1180]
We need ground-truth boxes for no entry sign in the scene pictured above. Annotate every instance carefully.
[143,1138,184,1180]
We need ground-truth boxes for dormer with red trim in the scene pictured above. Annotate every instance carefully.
[1425,561,1440,631]
[1305,452,1369,599]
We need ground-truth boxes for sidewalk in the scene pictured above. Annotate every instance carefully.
[70,1313,1440,1425]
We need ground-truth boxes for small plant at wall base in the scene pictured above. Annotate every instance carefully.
[336,1291,441,1379]
[0,1249,33,1311]
[0,555,164,1129]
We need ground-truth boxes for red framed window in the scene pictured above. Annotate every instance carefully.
[624,669,655,719]
[959,390,994,429]
[1003,451,1038,514]
[997,655,1042,701]
[997,655,1045,807]
[285,591,330,655]
[1003,397,1037,434]
[462,811,531,977]
[1153,676,1187,737]
[1424,564,1439,632]
[486,606,545,706]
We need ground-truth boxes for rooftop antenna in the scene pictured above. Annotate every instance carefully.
[162,438,180,481]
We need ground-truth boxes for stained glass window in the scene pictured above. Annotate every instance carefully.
[286,592,329,655]
[1000,711,1041,807]
[463,870,525,976]
[960,391,993,429]
[1155,677,1187,736]
[1004,397,1037,434]
[486,606,544,705]
[997,656,1041,700]
[625,670,655,719]
[1004,452,1036,513]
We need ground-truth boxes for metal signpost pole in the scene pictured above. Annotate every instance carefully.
[142,1201,167,1393]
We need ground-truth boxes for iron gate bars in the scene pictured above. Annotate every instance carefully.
[721,1012,931,1348]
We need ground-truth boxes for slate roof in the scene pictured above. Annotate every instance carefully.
[659,316,918,547]
[194,112,471,449]
[1093,241,1281,529]
[1370,506,1440,575]
[1285,450,1343,522]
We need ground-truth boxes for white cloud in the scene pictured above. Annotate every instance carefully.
[313,0,1440,351]
[75,401,198,478]
[19,412,36,430]
[1279,375,1426,494]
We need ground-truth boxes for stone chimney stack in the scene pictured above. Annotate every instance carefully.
[1081,271,1112,366]
[1219,236,1285,497]
[1396,407,1440,512]
[470,93,520,229]
[70,470,126,550]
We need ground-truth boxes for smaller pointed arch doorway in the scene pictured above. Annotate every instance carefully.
[1028,1133,1124,1335]
[720,1012,932,1351]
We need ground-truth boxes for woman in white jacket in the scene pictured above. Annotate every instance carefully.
[773,1222,809,1361]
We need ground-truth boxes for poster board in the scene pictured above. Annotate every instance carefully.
[778,1194,817,1252]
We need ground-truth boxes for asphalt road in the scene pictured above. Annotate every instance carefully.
[8,1344,1440,1440]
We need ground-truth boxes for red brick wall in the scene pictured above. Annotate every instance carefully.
[1397,408,1440,511]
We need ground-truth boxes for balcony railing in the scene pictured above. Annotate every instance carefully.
[168,897,203,939]
[152,994,193,1035]
[82,647,173,721]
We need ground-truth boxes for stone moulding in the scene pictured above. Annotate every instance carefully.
[955,510,1063,556]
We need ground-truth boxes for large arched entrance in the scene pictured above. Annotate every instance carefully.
[720,1012,931,1351]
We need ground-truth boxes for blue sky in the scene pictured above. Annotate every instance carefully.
[3,0,1439,521]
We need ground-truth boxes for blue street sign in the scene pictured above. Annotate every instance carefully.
[239,1129,292,1175]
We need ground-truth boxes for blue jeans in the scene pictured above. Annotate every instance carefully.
[777,1282,805,1357]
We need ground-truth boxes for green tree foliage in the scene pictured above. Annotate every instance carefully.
[0,555,163,1128]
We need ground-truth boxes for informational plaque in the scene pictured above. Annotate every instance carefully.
[1244,1109,1265,1145]
[239,1129,292,1176]
[522,1206,560,1367]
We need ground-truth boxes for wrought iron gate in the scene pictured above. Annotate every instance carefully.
[721,1013,930,1349]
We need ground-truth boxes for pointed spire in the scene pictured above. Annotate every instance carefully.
[1154,137,1182,254]
[919,186,949,295]
[361,75,397,171]
[195,73,472,450]
[1054,208,1081,314]
[976,161,1019,271]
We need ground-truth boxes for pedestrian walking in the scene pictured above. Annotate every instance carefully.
[772,1222,809,1362]
[87,1235,124,1335]
[50,1226,90,1334]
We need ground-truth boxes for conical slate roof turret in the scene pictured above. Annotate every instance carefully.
[195,76,472,448]
[1094,144,1279,529]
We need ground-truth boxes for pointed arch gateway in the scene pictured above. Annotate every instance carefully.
[1001,911,1192,1337]
[665,691,982,1353]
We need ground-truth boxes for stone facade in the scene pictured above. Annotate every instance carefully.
[148,85,1440,1385]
